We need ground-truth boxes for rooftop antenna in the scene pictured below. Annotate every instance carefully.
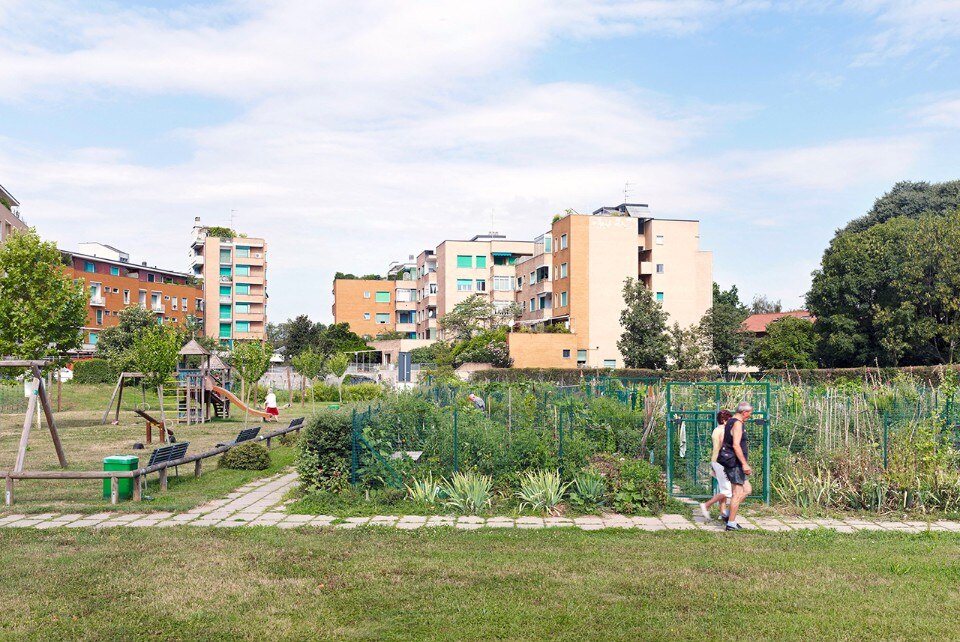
[230,209,237,230]
[623,182,632,203]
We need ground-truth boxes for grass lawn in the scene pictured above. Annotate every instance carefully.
[0,383,304,514]
[0,527,958,640]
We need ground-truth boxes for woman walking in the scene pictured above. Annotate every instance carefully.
[699,409,733,522]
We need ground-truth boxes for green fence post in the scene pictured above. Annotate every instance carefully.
[350,409,359,487]
[453,406,459,474]
[763,417,771,504]
[558,410,564,478]
[883,413,889,469]
[665,385,673,497]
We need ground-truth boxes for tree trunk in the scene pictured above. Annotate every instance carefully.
[157,385,167,443]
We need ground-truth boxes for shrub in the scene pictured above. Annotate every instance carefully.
[612,458,667,514]
[72,359,116,384]
[278,430,300,447]
[297,411,352,493]
[441,472,492,514]
[516,469,570,515]
[569,469,606,511]
[219,441,271,470]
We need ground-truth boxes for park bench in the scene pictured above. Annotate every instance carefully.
[142,441,190,492]
[217,427,261,447]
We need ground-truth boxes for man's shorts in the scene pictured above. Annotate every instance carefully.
[711,462,732,498]
[724,464,747,486]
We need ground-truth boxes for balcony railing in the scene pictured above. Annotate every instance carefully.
[89,297,106,307]
[220,296,232,303]
[152,305,165,313]
[219,276,232,283]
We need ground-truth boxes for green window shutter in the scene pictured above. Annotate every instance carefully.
[375,313,390,324]
[219,324,231,338]
[236,265,250,277]
[236,321,250,332]
[220,304,231,319]
[456,279,472,291]
[475,255,487,268]
[235,302,250,314]
[375,291,390,303]
[656,292,664,302]
[219,285,231,296]
[456,255,472,268]
[219,267,231,277]
[235,284,250,295]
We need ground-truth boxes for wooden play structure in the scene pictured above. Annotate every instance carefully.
[3,360,68,474]
[101,340,277,431]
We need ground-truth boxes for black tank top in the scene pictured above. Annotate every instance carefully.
[720,417,748,464]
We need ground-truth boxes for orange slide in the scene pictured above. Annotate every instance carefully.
[211,385,276,421]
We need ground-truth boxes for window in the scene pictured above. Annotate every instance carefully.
[112,288,119,293]
[562,349,571,359]
[235,246,250,258]
[235,302,250,314]
[95,309,103,325]
[560,234,568,249]
[123,290,130,304]
[529,271,537,285]
[110,266,120,276]
[147,273,155,283]
[603,359,617,369]
[475,255,487,268]
[89,332,99,345]
[475,279,486,292]
[171,298,178,310]
[539,294,548,310]
[196,298,204,311]
[559,263,568,278]
[218,267,230,278]
[375,313,390,324]
[656,264,664,273]
[363,312,371,320]
[220,304,231,319]
[83,261,95,273]
[219,323,231,338]
[235,321,250,333]
[363,291,371,299]
[655,235,664,245]
[398,311,414,324]
[517,277,523,288]
[577,350,587,364]
[138,290,147,306]
[235,283,250,295]
[656,292,664,302]
[530,297,536,311]
[456,279,472,292]
[235,265,251,277]
[375,291,390,303]
[396,288,414,302]
[182,297,188,310]
[219,249,232,263]
[456,255,472,268]
[560,291,568,307]
[544,237,552,253]
[429,283,438,295]
[493,276,515,291]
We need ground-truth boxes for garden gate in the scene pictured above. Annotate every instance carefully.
[665,381,771,504]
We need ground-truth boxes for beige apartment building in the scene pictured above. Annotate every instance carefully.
[331,264,418,339]
[0,183,28,244]
[332,203,712,368]
[190,218,268,348]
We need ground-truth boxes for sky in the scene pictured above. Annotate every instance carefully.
[1,0,959,323]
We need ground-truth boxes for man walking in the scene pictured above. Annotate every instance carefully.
[699,409,733,522]
[717,401,753,532]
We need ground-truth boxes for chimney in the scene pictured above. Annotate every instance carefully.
[141,261,147,266]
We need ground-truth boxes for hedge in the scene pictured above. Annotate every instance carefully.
[71,359,116,384]
[469,365,960,386]
[219,442,271,470]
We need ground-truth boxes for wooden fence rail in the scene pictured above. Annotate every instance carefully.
[3,420,305,506]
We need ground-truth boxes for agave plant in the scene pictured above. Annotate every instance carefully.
[405,473,441,505]
[569,470,606,510]
[441,472,493,514]
[516,470,571,515]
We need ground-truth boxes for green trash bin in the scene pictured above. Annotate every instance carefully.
[327,403,340,410]
[103,455,139,500]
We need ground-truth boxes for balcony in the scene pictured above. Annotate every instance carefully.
[395,300,416,311]
[640,261,654,275]
[219,295,232,303]
[396,322,416,333]
[152,305,165,314]
[89,297,106,307]
[219,275,232,283]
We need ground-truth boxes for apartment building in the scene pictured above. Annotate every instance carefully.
[416,234,534,339]
[189,218,268,348]
[64,243,204,351]
[331,273,418,339]
[333,203,712,368]
[520,204,712,368]
[0,183,28,245]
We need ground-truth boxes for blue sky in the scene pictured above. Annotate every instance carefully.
[1,0,959,322]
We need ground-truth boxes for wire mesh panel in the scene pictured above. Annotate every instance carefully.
[666,381,771,503]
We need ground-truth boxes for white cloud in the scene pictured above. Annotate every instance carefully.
[913,95,960,129]
[846,0,960,64]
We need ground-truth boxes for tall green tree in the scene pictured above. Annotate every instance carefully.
[439,294,495,341]
[750,295,782,314]
[231,341,273,421]
[617,278,669,369]
[747,316,818,369]
[275,314,323,359]
[131,324,182,429]
[666,323,707,371]
[291,348,326,409]
[700,283,750,376]
[97,305,159,374]
[842,180,960,234]
[0,230,87,364]
[326,352,350,403]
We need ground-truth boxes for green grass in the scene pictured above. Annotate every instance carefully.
[0,527,958,640]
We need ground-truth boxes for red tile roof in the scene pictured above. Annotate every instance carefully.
[742,310,814,333]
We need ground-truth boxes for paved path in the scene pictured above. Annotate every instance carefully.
[2,471,960,533]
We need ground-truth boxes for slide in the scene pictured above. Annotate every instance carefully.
[210,386,276,421]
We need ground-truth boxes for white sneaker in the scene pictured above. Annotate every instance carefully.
[698,502,710,520]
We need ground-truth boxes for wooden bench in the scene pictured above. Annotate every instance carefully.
[217,427,261,447]
[143,442,189,493]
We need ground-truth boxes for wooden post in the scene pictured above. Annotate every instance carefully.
[194,460,202,478]
[266,436,272,449]
[110,476,119,505]
[146,421,153,444]
[32,367,67,468]
[14,394,38,472]
[56,368,62,412]
[101,374,123,424]
[157,385,167,443]
[159,467,168,491]
[5,476,12,506]
[133,475,142,501]
[114,377,124,424]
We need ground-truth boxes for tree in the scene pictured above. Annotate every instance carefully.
[841,180,960,234]
[492,302,523,329]
[317,322,369,357]
[326,352,350,402]
[439,295,495,341]
[747,316,818,369]
[280,314,323,359]
[375,330,406,340]
[231,341,273,422]
[617,278,669,369]
[0,230,87,365]
[451,328,512,368]
[750,295,782,315]
[97,305,162,374]
[131,325,181,431]
[700,283,750,376]
[666,323,707,371]
[291,348,326,410]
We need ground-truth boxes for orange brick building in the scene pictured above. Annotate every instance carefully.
[64,243,204,352]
